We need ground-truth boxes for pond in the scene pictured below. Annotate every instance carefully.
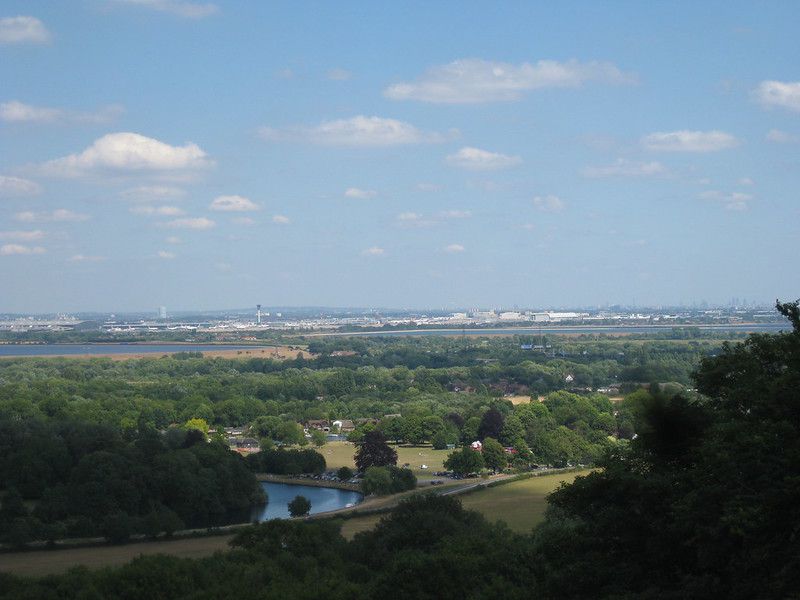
[250,482,363,521]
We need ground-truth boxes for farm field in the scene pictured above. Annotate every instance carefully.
[0,535,236,577]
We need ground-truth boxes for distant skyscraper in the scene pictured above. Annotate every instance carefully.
[257,304,262,325]
[158,306,167,319]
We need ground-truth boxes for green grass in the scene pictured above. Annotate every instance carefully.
[320,441,451,480]
[459,470,588,532]
[338,469,590,539]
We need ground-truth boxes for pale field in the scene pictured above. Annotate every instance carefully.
[0,535,235,577]
[16,346,314,361]
[505,395,533,405]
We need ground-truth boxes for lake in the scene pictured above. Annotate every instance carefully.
[250,482,363,521]
[0,344,267,357]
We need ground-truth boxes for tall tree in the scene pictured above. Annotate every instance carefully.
[354,430,397,472]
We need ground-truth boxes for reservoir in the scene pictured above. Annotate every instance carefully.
[0,344,267,357]
[251,482,363,521]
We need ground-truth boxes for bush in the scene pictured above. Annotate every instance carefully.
[337,466,354,481]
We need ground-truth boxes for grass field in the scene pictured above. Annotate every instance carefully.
[320,441,451,480]
[0,535,235,577]
[339,470,589,539]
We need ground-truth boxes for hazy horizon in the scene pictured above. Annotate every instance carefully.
[2,1,798,312]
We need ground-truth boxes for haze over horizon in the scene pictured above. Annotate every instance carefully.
[1,1,798,312]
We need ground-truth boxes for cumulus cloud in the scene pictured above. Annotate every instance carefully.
[260,115,450,146]
[642,130,738,152]
[14,209,89,222]
[753,80,800,112]
[163,217,215,229]
[444,244,465,253]
[0,230,45,241]
[157,250,176,259]
[446,146,522,171]
[344,187,377,199]
[119,185,186,202]
[0,101,124,124]
[395,212,434,228]
[130,205,184,216]
[0,16,50,45]
[0,244,45,255]
[115,0,218,19]
[69,254,106,262]
[0,101,61,122]
[232,216,256,226]
[440,210,472,219]
[209,195,259,212]
[582,159,667,178]
[0,175,41,197]
[327,68,352,81]
[384,58,635,104]
[41,132,212,177]
[362,246,385,256]
[271,215,290,224]
[533,195,565,213]
[766,129,799,144]
[699,190,752,211]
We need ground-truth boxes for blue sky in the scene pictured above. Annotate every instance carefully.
[1,1,798,312]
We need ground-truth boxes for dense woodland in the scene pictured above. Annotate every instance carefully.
[0,333,728,544]
[0,302,797,598]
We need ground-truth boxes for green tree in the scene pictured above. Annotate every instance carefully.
[354,430,397,472]
[444,447,485,475]
[287,495,311,517]
[481,437,507,473]
[337,466,354,481]
[361,466,393,495]
[310,429,327,447]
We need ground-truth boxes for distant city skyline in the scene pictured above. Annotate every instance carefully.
[1,2,798,312]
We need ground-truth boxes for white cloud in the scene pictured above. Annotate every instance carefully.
[327,68,352,81]
[446,146,522,171]
[130,205,185,216]
[0,175,41,197]
[440,210,472,219]
[444,243,465,253]
[766,129,799,144]
[642,130,738,152]
[209,194,259,212]
[119,185,186,202]
[165,236,181,244]
[260,115,449,146]
[533,195,565,213]
[0,244,45,256]
[753,80,800,112]
[232,216,256,226]
[362,246,385,256]
[398,212,421,221]
[416,182,443,192]
[0,230,45,241]
[0,101,61,122]
[384,58,635,104]
[699,190,753,211]
[0,101,124,124]
[14,209,89,222]
[157,250,176,259]
[344,187,377,199]
[42,132,212,177]
[272,215,290,224]
[163,217,215,229]
[0,16,50,45]
[115,0,218,19]
[738,177,754,186]
[69,254,105,262]
[582,159,667,178]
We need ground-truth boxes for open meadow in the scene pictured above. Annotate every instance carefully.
[321,441,451,481]
[338,469,590,539]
